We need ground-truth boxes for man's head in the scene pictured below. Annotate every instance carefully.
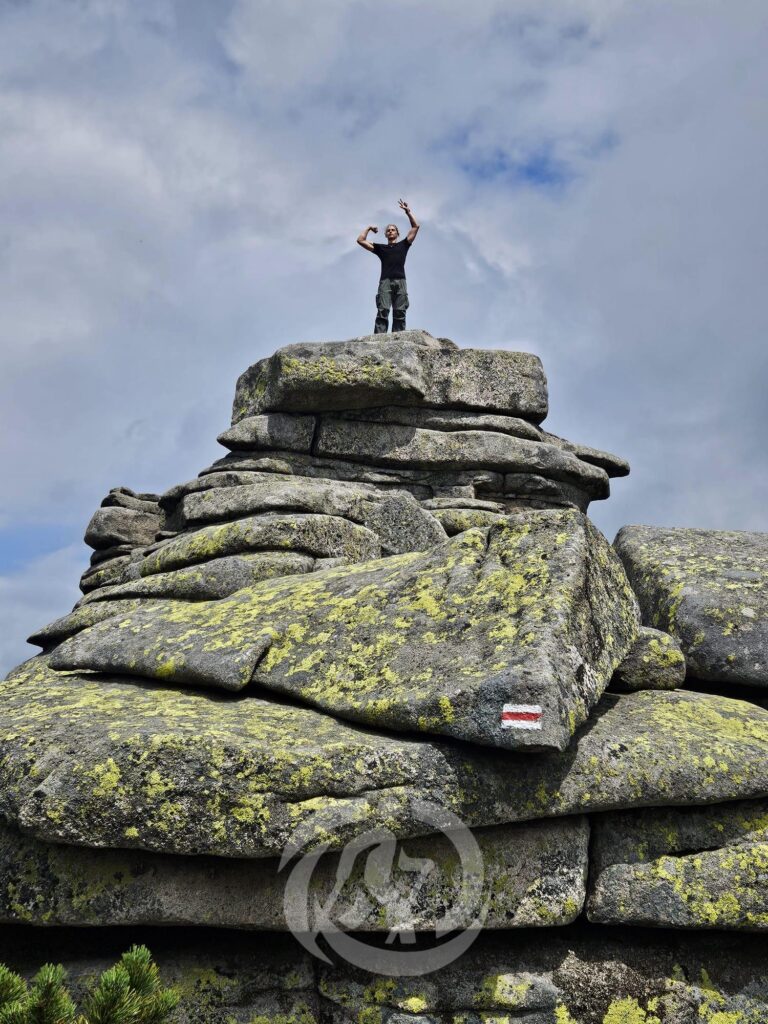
[385,223,399,243]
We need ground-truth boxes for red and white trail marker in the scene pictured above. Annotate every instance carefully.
[500,704,543,730]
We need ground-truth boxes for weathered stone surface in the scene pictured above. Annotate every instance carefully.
[201,450,502,500]
[320,928,768,1024]
[336,405,545,441]
[217,412,316,453]
[79,554,141,593]
[80,552,317,605]
[28,598,149,647]
[4,659,768,857]
[0,817,587,930]
[612,626,686,692]
[1,925,767,1024]
[421,498,506,512]
[84,506,161,551]
[52,511,638,750]
[503,473,591,510]
[137,514,381,577]
[588,800,768,930]
[431,508,507,535]
[88,543,133,567]
[180,476,382,526]
[232,332,548,423]
[101,486,161,513]
[358,492,446,555]
[541,431,631,478]
[316,420,609,499]
[615,524,768,688]
[177,480,445,554]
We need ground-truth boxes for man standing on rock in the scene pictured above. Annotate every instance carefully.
[357,199,420,334]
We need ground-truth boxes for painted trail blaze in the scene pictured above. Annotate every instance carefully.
[501,704,543,730]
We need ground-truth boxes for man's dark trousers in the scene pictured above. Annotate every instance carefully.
[374,278,409,334]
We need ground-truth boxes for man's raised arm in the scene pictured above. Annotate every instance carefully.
[357,225,378,252]
[399,199,420,243]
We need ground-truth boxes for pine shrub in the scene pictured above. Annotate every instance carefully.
[0,947,178,1024]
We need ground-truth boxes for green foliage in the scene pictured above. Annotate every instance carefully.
[27,964,76,1024]
[0,948,178,1024]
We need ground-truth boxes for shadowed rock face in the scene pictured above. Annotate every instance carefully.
[588,800,768,930]
[615,524,768,688]
[0,817,589,930]
[50,510,639,752]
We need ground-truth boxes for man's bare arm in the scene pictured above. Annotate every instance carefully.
[399,199,420,243]
[357,225,378,252]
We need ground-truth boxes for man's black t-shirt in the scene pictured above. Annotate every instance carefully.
[372,239,411,280]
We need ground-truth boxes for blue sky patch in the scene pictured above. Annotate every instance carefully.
[0,523,81,575]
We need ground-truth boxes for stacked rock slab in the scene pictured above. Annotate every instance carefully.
[3,329,768,1023]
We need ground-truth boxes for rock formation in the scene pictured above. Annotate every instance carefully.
[3,329,768,1022]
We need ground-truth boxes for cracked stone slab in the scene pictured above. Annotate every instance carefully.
[315,420,609,499]
[232,332,548,423]
[615,524,768,688]
[0,816,587,930]
[5,658,768,857]
[50,510,639,751]
[588,800,768,930]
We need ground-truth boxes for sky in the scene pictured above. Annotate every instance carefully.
[1,0,767,675]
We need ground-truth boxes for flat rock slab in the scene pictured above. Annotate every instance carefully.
[138,513,381,576]
[28,598,149,647]
[588,800,768,930]
[615,524,768,688]
[316,419,610,499]
[79,552,317,606]
[0,816,587,930]
[232,332,548,422]
[178,480,445,555]
[612,626,686,692]
[51,510,639,751]
[5,659,768,857]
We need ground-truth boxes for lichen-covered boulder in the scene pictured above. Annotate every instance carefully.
[79,551,317,605]
[50,510,639,752]
[588,800,768,930]
[612,626,686,692]
[615,524,768,688]
[0,816,588,930]
[5,659,768,858]
[232,331,548,422]
[138,513,381,576]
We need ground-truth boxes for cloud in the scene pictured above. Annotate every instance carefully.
[0,544,84,677]
[1,0,767,672]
